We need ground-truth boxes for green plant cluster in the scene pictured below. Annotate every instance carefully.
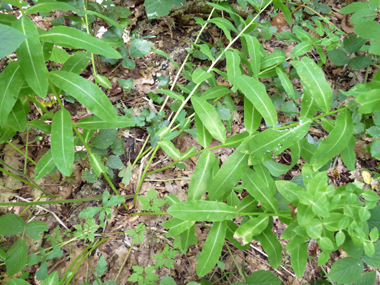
[1,0,380,284]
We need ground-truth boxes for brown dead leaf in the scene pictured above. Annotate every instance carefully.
[271,12,291,33]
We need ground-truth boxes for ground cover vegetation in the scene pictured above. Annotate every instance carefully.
[0,0,380,284]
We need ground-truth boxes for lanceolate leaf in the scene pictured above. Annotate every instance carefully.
[208,145,249,201]
[234,215,269,246]
[167,201,238,221]
[290,243,308,278]
[39,26,121,59]
[310,111,353,171]
[276,68,295,99]
[236,75,277,127]
[89,153,107,176]
[201,85,231,100]
[301,90,320,118]
[60,51,91,74]
[162,218,194,238]
[158,89,184,102]
[158,138,180,160]
[76,115,135,129]
[242,34,261,77]
[244,97,262,135]
[196,221,226,277]
[291,42,313,58]
[51,109,74,177]
[275,180,304,205]
[7,100,27,132]
[0,23,28,59]
[188,150,215,201]
[191,96,226,143]
[356,89,380,114]
[49,71,117,122]
[25,1,77,13]
[225,50,241,92]
[292,57,332,112]
[341,137,356,171]
[192,68,212,84]
[35,150,56,181]
[12,16,48,98]
[243,169,277,213]
[255,227,283,269]
[254,163,276,195]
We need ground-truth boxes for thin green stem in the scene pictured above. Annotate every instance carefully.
[83,3,98,80]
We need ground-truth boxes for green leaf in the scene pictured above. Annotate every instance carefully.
[158,89,184,102]
[191,96,226,143]
[196,221,226,277]
[0,62,23,127]
[292,57,332,112]
[51,109,74,176]
[290,243,307,278]
[192,68,212,84]
[7,99,27,132]
[327,257,363,284]
[297,203,315,227]
[355,271,376,285]
[291,42,313,58]
[35,150,56,181]
[160,276,177,285]
[168,201,238,221]
[26,0,77,13]
[106,155,123,169]
[244,96,262,135]
[340,2,368,14]
[25,221,48,240]
[341,137,356,171]
[355,22,380,40]
[194,113,212,148]
[244,270,282,285]
[162,218,194,238]
[0,214,25,236]
[208,145,249,201]
[188,150,214,201]
[181,225,199,253]
[95,74,112,89]
[363,240,380,267]
[129,39,154,57]
[0,23,28,59]
[242,34,262,77]
[79,206,103,218]
[327,49,349,66]
[111,138,125,155]
[60,51,91,74]
[276,68,295,99]
[310,111,353,171]
[225,50,241,92]
[275,180,304,205]
[201,85,231,100]
[12,17,48,98]
[145,0,175,19]
[234,215,269,246]
[0,13,17,26]
[96,256,107,277]
[40,26,121,59]
[49,71,117,122]
[357,89,380,114]
[6,239,28,277]
[344,35,367,54]
[255,227,283,269]
[260,49,285,70]
[76,115,134,129]
[243,169,277,213]
[89,153,107,176]
[85,10,124,32]
[349,56,372,70]
[158,138,180,159]
[6,279,30,285]
[50,46,70,63]
[236,75,277,127]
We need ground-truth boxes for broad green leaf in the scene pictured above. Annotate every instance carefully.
[25,221,48,240]
[242,34,261,77]
[40,271,59,285]
[340,2,368,14]
[158,138,180,160]
[35,150,56,181]
[129,39,154,57]
[290,243,307,278]
[355,22,380,40]
[291,41,313,58]
[234,215,269,246]
[158,89,184,102]
[244,95,261,135]
[61,51,91,74]
[89,153,107,176]
[225,50,241,92]
[0,214,25,235]
[363,240,380,267]
[40,26,121,59]
[327,257,363,284]
[237,75,277,127]
[167,201,238,221]
[255,227,283,269]
[276,68,295,99]
[297,203,315,227]
[243,169,277,213]
[51,109,74,176]
[50,46,70,63]
[260,49,286,70]
[254,163,276,195]
[5,239,28,277]
[106,155,123,169]
[275,180,304,204]
[208,18,234,41]
[194,113,212,148]
[76,115,134,129]
[12,17,48,98]
[244,270,282,285]
[26,0,77,13]
[85,10,124,32]
[192,68,212,84]
[0,124,17,144]
[162,218,194,238]
[196,221,226,277]
[310,111,353,171]
[355,271,376,285]
[144,0,182,19]
[7,100,27,132]
[241,120,311,164]
[6,279,30,285]
[292,57,332,112]
[79,206,102,218]
[95,74,112,89]
[201,85,231,100]
[0,13,17,26]
[0,23,28,59]
[49,71,117,122]
[188,150,214,201]
[327,49,349,66]
[208,145,249,201]
[341,137,356,171]
[357,89,380,113]
[225,221,250,250]
[191,96,226,143]
[262,159,291,177]
[181,225,199,254]
[301,89,320,118]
